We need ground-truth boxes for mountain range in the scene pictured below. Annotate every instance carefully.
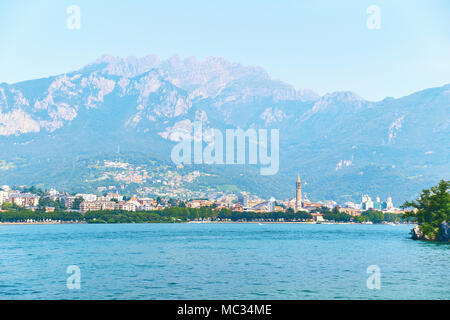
[0,54,448,204]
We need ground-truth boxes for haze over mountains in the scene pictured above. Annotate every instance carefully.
[0,54,448,203]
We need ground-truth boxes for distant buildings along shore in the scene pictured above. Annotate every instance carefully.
[0,175,404,217]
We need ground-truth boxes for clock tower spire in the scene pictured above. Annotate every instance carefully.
[296,174,302,211]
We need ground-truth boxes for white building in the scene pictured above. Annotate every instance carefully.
[8,193,40,207]
[0,190,9,205]
[343,201,358,209]
[60,196,75,209]
[138,204,154,211]
[323,200,338,209]
[48,188,60,200]
[385,196,394,210]
[361,195,374,210]
[250,197,275,212]
[75,194,97,202]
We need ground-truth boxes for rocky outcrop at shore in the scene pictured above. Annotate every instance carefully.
[412,222,450,242]
[438,221,450,241]
[412,225,424,240]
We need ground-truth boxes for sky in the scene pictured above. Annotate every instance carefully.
[0,0,449,101]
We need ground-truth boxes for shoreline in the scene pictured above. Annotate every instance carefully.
[0,221,83,226]
[0,221,415,226]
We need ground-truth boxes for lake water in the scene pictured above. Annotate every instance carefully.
[0,223,448,300]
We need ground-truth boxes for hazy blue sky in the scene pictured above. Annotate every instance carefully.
[0,0,449,101]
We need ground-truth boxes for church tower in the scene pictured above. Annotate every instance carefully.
[296,174,302,211]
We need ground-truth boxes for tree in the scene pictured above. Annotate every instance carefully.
[1,201,13,210]
[311,206,331,215]
[384,213,400,223]
[21,186,46,196]
[297,211,313,221]
[38,197,63,210]
[355,215,369,223]
[402,180,450,241]
[362,210,384,223]
[72,197,83,210]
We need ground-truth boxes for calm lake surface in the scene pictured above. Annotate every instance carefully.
[0,223,448,299]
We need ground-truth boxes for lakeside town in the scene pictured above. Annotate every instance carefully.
[0,173,408,224]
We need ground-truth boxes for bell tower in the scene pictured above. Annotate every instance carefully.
[296,174,302,211]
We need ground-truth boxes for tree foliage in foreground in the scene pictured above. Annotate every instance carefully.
[402,179,450,241]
